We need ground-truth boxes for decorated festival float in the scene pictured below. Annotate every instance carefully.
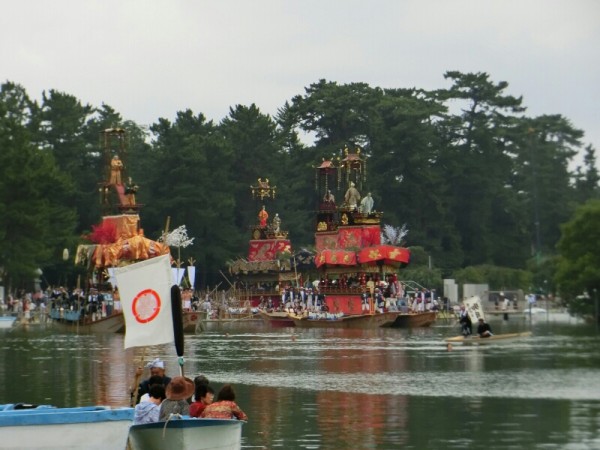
[227,178,310,327]
[50,128,170,332]
[291,146,436,328]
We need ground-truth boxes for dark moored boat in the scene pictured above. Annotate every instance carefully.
[390,311,437,328]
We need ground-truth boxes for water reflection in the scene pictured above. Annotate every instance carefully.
[1,320,599,449]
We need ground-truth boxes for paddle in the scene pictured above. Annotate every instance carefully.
[171,285,185,376]
[129,348,146,407]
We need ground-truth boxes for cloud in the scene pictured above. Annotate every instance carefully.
[1,0,598,165]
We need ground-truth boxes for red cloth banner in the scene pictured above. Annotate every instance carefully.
[248,239,292,262]
[357,245,410,266]
[337,227,363,249]
[315,249,357,268]
[315,232,338,252]
[361,226,381,247]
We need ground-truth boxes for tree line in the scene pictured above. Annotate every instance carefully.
[0,72,598,314]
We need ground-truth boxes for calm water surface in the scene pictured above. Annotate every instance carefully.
[1,317,599,449]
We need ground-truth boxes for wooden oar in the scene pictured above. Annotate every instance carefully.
[129,347,147,407]
[171,285,185,376]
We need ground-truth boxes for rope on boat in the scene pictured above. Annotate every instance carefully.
[162,413,183,438]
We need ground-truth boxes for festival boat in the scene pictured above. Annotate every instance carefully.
[309,147,425,326]
[51,128,169,333]
[0,404,133,450]
[49,307,125,333]
[258,309,295,327]
[228,177,310,325]
[183,309,261,333]
[289,311,399,329]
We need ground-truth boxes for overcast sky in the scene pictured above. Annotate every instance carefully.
[2,1,599,168]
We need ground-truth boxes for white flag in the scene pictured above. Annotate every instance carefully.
[171,267,185,286]
[187,266,196,288]
[107,268,117,288]
[115,254,174,349]
[464,295,486,322]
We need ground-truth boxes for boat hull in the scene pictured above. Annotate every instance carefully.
[50,311,125,333]
[258,310,295,327]
[184,311,262,332]
[0,405,133,450]
[0,316,17,329]
[128,418,243,450]
[390,311,437,328]
[290,312,398,329]
[445,331,533,345]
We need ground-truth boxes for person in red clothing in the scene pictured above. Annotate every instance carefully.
[189,384,214,418]
[201,384,248,421]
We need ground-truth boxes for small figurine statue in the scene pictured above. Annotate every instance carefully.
[272,213,281,234]
[110,155,123,185]
[344,182,360,210]
[360,192,374,214]
[125,177,138,205]
[258,205,268,227]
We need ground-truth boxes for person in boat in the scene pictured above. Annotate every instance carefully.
[375,288,385,312]
[201,384,248,421]
[361,292,370,312]
[477,318,493,338]
[193,374,209,399]
[138,375,164,403]
[159,376,195,421]
[459,305,472,336]
[189,384,215,418]
[136,358,172,404]
[133,383,166,425]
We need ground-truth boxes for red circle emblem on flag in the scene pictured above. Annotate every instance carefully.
[131,289,162,323]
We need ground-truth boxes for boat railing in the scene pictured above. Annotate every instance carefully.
[318,286,366,295]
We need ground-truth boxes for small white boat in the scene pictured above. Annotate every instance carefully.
[445,331,533,345]
[0,316,17,329]
[0,404,134,449]
[128,417,244,450]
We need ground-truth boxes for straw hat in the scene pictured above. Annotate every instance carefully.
[166,376,195,401]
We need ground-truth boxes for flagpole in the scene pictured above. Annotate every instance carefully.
[129,347,147,407]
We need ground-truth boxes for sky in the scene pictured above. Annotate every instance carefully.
[2,0,599,169]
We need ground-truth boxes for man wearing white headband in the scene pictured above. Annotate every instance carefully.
[135,358,171,404]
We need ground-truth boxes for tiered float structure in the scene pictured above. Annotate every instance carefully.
[312,146,414,317]
[50,128,170,332]
[228,178,304,307]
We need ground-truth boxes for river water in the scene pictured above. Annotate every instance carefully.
[1,316,599,449]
